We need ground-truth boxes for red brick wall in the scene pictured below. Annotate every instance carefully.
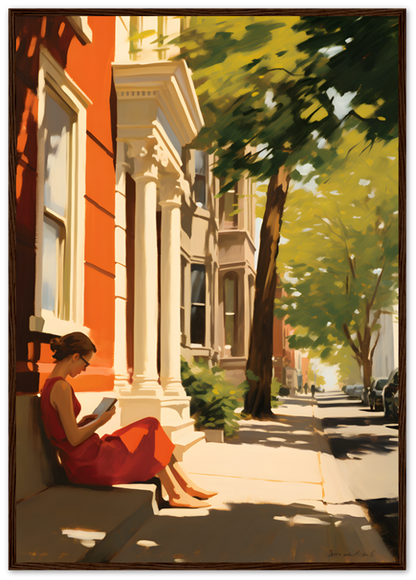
[14,16,116,393]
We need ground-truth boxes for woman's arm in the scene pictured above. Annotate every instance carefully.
[50,380,116,446]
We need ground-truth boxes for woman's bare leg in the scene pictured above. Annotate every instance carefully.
[156,466,211,508]
[169,455,217,499]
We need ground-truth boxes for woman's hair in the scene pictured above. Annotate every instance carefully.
[50,332,97,361]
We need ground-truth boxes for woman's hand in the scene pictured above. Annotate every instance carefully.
[77,414,98,427]
[50,380,115,446]
[97,405,117,427]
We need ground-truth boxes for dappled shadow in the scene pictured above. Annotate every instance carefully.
[317,394,366,408]
[357,498,399,562]
[224,412,323,455]
[323,434,398,460]
[108,500,389,565]
[321,412,398,459]
[322,416,395,429]
[316,392,367,409]
[312,393,399,462]
[275,397,318,407]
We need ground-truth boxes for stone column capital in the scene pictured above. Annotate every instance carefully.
[126,137,173,181]
[159,172,191,205]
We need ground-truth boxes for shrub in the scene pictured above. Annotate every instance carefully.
[181,357,248,438]
[270,377,287,408]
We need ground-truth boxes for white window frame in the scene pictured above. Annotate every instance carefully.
[190,263,206,347]
[30,45,92,336]
[66,16,93,45]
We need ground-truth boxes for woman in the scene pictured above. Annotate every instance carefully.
[41,331,216,508]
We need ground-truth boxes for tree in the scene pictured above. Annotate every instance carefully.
[173,14,400,418]
[330,345,363,387]
[275,130,398,395]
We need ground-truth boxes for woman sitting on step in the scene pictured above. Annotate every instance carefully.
[40,331,216,509]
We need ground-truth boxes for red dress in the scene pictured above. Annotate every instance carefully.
[40,376,175,486]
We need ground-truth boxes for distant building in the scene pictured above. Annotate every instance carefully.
[13,14,256,456]
[371,307,398,378]
[272,285,309,389]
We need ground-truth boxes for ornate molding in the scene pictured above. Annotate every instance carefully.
[159,174,182,206]
[126,138,171,179]
[154,143,169,168]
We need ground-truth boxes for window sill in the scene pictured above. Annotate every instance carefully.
[194,205,210,219]
[29,315,90,337]
[66,16,93,44]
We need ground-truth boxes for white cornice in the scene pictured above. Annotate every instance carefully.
[112,59,204,147]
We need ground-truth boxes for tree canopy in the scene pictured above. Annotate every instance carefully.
[172,13,401,411]
[275,129,398,384]
[175,14,399,187]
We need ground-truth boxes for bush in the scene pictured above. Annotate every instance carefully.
[181,357,248,438]
[270,377,288,407]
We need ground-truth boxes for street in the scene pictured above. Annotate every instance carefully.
[314,388,399,560]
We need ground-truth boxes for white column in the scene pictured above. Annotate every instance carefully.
[159,187,186,397]
[113,148,130,391]
[131,171,163,396]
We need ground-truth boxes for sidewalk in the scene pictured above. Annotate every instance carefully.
[110,396,394,565]
[15,396,395,566]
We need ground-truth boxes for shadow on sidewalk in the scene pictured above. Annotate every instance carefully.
[224,412,323,455]
[108,500,390,565]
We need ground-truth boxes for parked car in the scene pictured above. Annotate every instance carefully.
[345,384,356,396]
[382,368,399,420]
[369,377,388,411]
[345,383,364,399]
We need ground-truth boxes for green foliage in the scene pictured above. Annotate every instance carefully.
[331,345,363,385]
[275,131,398,363]
[270,378,289,407]
[293,16,399,144]
[172,15,399,188]
[181,357,248,438]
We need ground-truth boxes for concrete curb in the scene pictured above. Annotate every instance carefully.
[311,404,357,505]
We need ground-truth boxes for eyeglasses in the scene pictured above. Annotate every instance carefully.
[80,355,90,368]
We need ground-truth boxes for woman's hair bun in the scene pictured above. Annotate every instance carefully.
[50,337,63,352]
[50,337,71,360]
[50,332,96,361]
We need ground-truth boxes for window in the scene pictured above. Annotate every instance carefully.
[191,264,206,345]
[30,46,91,335]
[224,273,238,355]
[180,256,186,339]
[194,150,207,208]
[41,89,73,319]
[220,181,238,229]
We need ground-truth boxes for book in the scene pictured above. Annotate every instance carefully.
[92,397,118,417]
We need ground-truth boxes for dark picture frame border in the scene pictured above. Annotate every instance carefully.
[7,7,407,571]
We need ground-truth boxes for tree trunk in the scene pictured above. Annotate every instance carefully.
[361,344,372,406]
[244,167,290,418]
[342,320,374,405]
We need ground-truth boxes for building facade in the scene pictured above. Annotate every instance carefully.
[273,286,309,391]
[15,15,117,395]
[13,14,256,455]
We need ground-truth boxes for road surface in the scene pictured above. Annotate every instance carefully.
[315,388,399,560]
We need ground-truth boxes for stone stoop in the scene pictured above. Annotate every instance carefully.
[162,419,206,461]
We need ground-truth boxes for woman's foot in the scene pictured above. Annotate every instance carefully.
[169,492,211,509]
[183,484,217,500]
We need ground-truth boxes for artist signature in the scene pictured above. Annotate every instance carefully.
[328,549,376,558]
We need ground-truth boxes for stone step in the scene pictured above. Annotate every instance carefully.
[158,410,206,460]
[169,430,206,461]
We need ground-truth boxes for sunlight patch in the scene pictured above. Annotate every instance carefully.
[137,540,159,548]
[61,528,106,548]
[274,515,330,526]
[159,508,210,518]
